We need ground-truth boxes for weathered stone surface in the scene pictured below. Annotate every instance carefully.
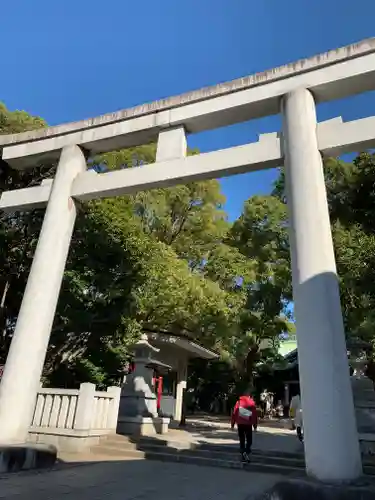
[0,459,280,499]
[2,38,375,169]
[0,38,374,147]
[256,479,375,499]
[0,443,57,473]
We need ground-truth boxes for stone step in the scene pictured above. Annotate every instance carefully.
[95,440,305,469]
[94,435,375,476]
[91,445,306,477]
[102,434,306,460]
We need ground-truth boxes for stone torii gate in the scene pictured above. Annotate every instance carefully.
[1,38,375,482]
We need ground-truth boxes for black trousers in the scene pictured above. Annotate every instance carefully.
[237,424,253,453]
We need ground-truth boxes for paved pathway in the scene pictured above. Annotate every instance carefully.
[0,417,295,499]
[166,416,303,454]
[0,459,281,499]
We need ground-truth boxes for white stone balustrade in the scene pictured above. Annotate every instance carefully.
[32,388,78,430]
[28,383,121,452]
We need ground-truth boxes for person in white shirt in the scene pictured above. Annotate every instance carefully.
[289,391,303,442]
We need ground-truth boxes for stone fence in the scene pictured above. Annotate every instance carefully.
[28,382,121,452]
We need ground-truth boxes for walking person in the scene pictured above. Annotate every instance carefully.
[289,391,303,442]
[231,389,258,462]
[260,389,268,418]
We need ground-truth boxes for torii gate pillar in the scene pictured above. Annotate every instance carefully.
[0,145,86,443]
[282,88,362,482]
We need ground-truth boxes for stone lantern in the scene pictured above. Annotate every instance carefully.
[117,334,171,436]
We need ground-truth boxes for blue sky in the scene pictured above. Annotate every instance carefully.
[1,0,375,221]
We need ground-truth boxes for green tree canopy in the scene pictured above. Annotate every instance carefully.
[0,103,240,389]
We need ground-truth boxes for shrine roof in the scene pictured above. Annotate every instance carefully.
[145,330,219,360]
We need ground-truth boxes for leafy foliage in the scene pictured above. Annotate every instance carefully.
[325,154,375,352]
[273,154,375,353]
[0,104,240,389]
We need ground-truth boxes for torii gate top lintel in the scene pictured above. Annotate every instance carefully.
[1,37,375,171]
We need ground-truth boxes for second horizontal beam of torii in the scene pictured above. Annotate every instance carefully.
[1,115,375,212]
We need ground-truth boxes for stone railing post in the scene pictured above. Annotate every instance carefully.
[74,383,96,431]
[107,386,121,432]
[174,358,187,423]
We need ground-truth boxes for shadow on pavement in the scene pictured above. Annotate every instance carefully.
[51,456,375,500]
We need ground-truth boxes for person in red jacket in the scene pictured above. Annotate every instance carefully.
[231,389,258,462]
